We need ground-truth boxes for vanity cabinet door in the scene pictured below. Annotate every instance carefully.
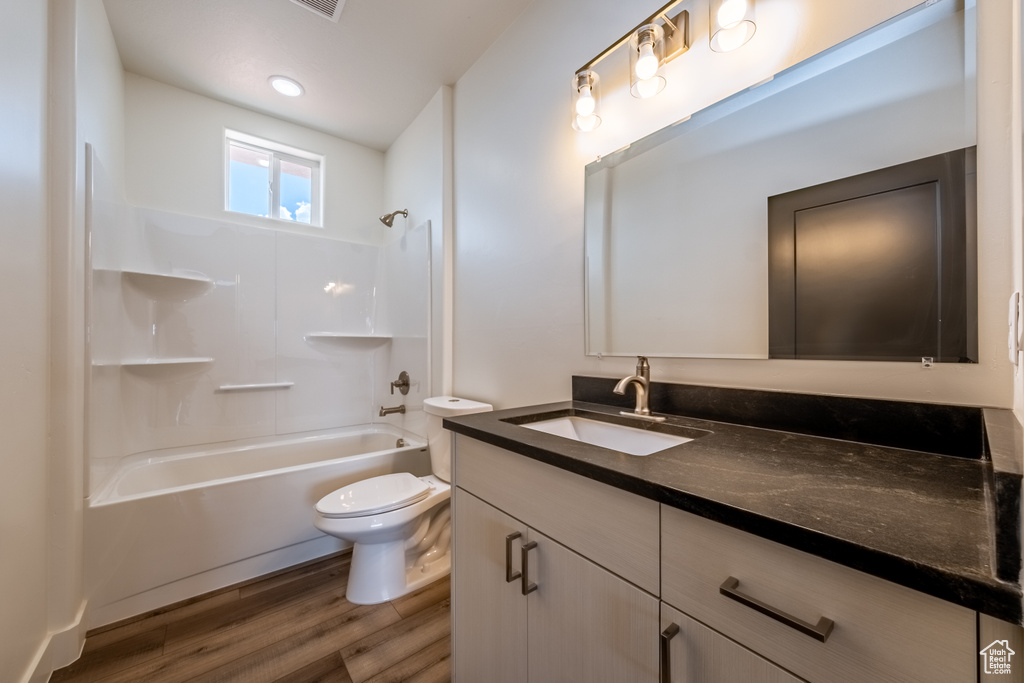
[660,603,804,683]
[453,487,659,682]
[527,527,659,683]
[452,488,528,683]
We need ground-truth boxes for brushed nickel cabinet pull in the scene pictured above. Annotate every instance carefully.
[660,623,680,683]
[505,531,522,583]
[521,541,538,595]
[719,576,835,642]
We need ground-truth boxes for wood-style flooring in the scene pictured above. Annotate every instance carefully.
[51,552,451,683]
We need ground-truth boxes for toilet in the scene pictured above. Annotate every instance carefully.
[313,396,492,604]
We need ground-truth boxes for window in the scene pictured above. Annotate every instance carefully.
[226,131,322,226]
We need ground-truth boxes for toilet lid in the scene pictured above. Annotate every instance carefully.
[315,472,431,518]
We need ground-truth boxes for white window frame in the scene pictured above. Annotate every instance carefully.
[225,130,324,227]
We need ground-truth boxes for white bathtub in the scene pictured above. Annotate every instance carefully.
[84,425,430,627]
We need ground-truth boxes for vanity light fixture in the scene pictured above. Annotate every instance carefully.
[710,0,756,53]
[630,24,666,99]
[572,70,602,132]
[571,0,690,131]
[269,75,304,97]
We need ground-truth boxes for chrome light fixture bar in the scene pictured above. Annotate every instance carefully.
[571,0,757,132]
[571,0,690,131]
[575,0,690,77]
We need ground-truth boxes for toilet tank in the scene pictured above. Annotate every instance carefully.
[423,396,493,482]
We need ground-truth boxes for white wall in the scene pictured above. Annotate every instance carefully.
[452,0,1016,409]
[384,86,453,398]
[78,0,125,203]
[33,1,132,674]
[124,73,386,244]
[0,0,52,679]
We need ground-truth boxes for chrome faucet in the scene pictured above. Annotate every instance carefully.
[613,356,665,422]
[379,405,406,416]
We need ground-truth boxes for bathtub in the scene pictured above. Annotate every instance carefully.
[84,424,430,627]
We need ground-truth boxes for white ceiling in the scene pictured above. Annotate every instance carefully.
[102,0,533,151]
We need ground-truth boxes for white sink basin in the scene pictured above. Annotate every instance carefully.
[522,416,693,456]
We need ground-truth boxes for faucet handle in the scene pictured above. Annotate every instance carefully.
[390,371,410,395]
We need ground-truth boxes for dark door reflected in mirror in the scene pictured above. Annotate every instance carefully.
[768,148,977,363]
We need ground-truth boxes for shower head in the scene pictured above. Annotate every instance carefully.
[379,209,408,227]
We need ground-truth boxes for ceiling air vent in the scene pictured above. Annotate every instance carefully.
[289,0,346,22]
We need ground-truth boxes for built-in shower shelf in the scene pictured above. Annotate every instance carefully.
[304,333,392,348]
[95,357,215,375]
[119,357,215,366]
[103,269,214,300]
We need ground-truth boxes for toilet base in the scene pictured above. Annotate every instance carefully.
[343,498,452,605]
[345,541,451,605]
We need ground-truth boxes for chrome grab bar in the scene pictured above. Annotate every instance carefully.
[216,382,294,392]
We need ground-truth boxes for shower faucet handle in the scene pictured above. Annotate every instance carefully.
[390,371,410,395]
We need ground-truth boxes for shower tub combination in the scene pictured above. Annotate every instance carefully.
[85,424,429,627]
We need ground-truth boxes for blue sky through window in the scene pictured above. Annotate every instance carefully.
[228,138,318,225]
[280,168,312,223]
[229,160,269,217]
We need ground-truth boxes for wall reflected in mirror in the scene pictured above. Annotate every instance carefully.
[584,0,975,360]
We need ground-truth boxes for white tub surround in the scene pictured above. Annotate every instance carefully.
[85,425,428,628]
[89,208,425,493]
[84,204,432,629]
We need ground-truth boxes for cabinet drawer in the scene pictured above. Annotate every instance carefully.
[454,435,660,594]
[661,603,802,683]
[662,506,975,683]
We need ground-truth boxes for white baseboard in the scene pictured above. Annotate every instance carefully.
[22,600,87,683]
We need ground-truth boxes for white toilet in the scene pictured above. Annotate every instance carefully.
[313,396,492,604]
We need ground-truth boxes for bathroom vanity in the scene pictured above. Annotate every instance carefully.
[445,378,1023,682]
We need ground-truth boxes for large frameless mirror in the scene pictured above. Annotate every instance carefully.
[584,0,976,361]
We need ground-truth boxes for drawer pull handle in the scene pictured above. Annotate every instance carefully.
[660,623,680,683]
[505,532,522,583]
[521,541,538,595]
[719,576,834,643]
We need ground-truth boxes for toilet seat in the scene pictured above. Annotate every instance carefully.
[315,472,432,519]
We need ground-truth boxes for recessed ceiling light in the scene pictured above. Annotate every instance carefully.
[269,76,304,97]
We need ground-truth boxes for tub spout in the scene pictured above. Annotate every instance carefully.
[379,405,406,416]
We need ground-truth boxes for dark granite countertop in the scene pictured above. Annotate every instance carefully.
[444,397,1023,624]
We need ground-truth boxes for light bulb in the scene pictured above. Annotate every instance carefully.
[635,77,662,99]
[635,41,659,81]
[269,76,304,97]
[717,0,747,29]
[575,85,595,117]
[575,113,600,132]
